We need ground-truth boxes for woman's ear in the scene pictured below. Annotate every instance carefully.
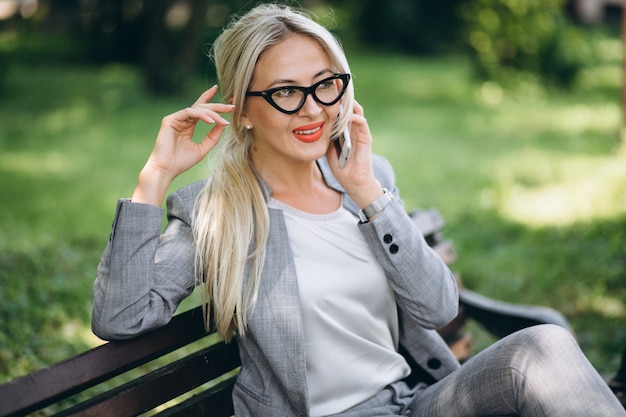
[239,113,253,130]
[237,97,253,130]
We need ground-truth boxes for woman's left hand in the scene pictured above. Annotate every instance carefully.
[326,101,384,209]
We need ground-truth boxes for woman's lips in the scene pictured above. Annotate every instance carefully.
[293,121,324,143]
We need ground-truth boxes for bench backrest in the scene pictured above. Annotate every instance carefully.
[0,307,240,417]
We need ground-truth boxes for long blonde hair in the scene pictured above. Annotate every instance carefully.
[193,4,354,342]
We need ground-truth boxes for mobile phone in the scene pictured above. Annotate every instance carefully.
[333,127,351,168]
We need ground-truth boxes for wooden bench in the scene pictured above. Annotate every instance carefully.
[0,306,240,417]
[0,208,572,417]
[410,209,571,361]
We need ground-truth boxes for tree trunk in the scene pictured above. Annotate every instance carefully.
[142,0,212,95]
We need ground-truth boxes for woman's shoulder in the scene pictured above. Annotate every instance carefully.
[166,179,208,215]
[173,179,207,199]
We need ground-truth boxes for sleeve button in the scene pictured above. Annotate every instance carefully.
[427,358,442,369]
[389,244,399,254]
[383,234,393,244]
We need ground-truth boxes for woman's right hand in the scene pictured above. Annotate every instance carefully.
[131,85,234,207]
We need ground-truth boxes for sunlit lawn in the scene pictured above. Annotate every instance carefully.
[1,36,625,382]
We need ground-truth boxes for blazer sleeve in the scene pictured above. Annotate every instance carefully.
[359,156,459,330]
[91,184,200,340]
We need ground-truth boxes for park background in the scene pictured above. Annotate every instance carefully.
[0,0,625,385]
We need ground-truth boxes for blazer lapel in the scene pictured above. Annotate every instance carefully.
[251,208,309,412]
[317,157,360,214]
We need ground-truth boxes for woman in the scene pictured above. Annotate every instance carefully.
[92,4,625,416]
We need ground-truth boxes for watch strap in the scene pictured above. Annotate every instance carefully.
[358,188,393,222]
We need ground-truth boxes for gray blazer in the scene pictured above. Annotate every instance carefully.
[92,155,460,417]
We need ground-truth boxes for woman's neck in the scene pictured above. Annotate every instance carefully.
[254,158,341,214]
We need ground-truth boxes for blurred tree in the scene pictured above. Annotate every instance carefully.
[33,0,328,94]
[461,0,589,88]
[84,0,146,64]
[43,0,82,32]
[5,0,597,92]
[142,0,212,94]
[84,0,215,94]
[356,0,466,54]
[348,0,591,88]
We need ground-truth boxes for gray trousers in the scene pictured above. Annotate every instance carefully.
[335,324,625,416]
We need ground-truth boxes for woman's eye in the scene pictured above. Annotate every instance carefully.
[318,80,334,90]
[273,87,296,98]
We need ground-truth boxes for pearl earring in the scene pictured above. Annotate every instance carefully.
[246,125,252,130]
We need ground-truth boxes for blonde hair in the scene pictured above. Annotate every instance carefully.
[193,4,354,342]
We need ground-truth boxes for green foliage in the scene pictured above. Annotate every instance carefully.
[343,0,595,89]
[449,211,626,370]
[0,51,7,93]
[0,62,210,382]
[461,0,591,87]
[356,0,466,54]
[5,1,607,93]
[0,28,624,385]
[0,243,98,379]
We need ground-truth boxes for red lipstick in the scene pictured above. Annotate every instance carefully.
[293,121,324,143]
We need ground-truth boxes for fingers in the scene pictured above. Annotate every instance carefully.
[326,138,339,166]
[352,100,364,117]
[166,93,233,130]
[192,84,219,106]
[183,85,234,126]
[197,123,229,155]
[184,105,233,127]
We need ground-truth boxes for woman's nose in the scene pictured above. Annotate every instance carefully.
[298,93,323,117]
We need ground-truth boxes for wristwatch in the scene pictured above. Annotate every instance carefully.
[358,188,393,222]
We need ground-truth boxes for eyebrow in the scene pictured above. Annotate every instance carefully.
[266,69,333,89]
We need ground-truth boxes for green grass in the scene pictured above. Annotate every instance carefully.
[1,35,625,383]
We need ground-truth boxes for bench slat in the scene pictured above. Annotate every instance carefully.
[153,378,236,417]
[55,342,240,417]
[409,208,446,237]
[432,240,457,265]
[459,288,572,338]
[0,307,210,417]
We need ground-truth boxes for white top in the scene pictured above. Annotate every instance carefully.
[268,198,411,416]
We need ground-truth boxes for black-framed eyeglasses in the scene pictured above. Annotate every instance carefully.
[245,73,351,114]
